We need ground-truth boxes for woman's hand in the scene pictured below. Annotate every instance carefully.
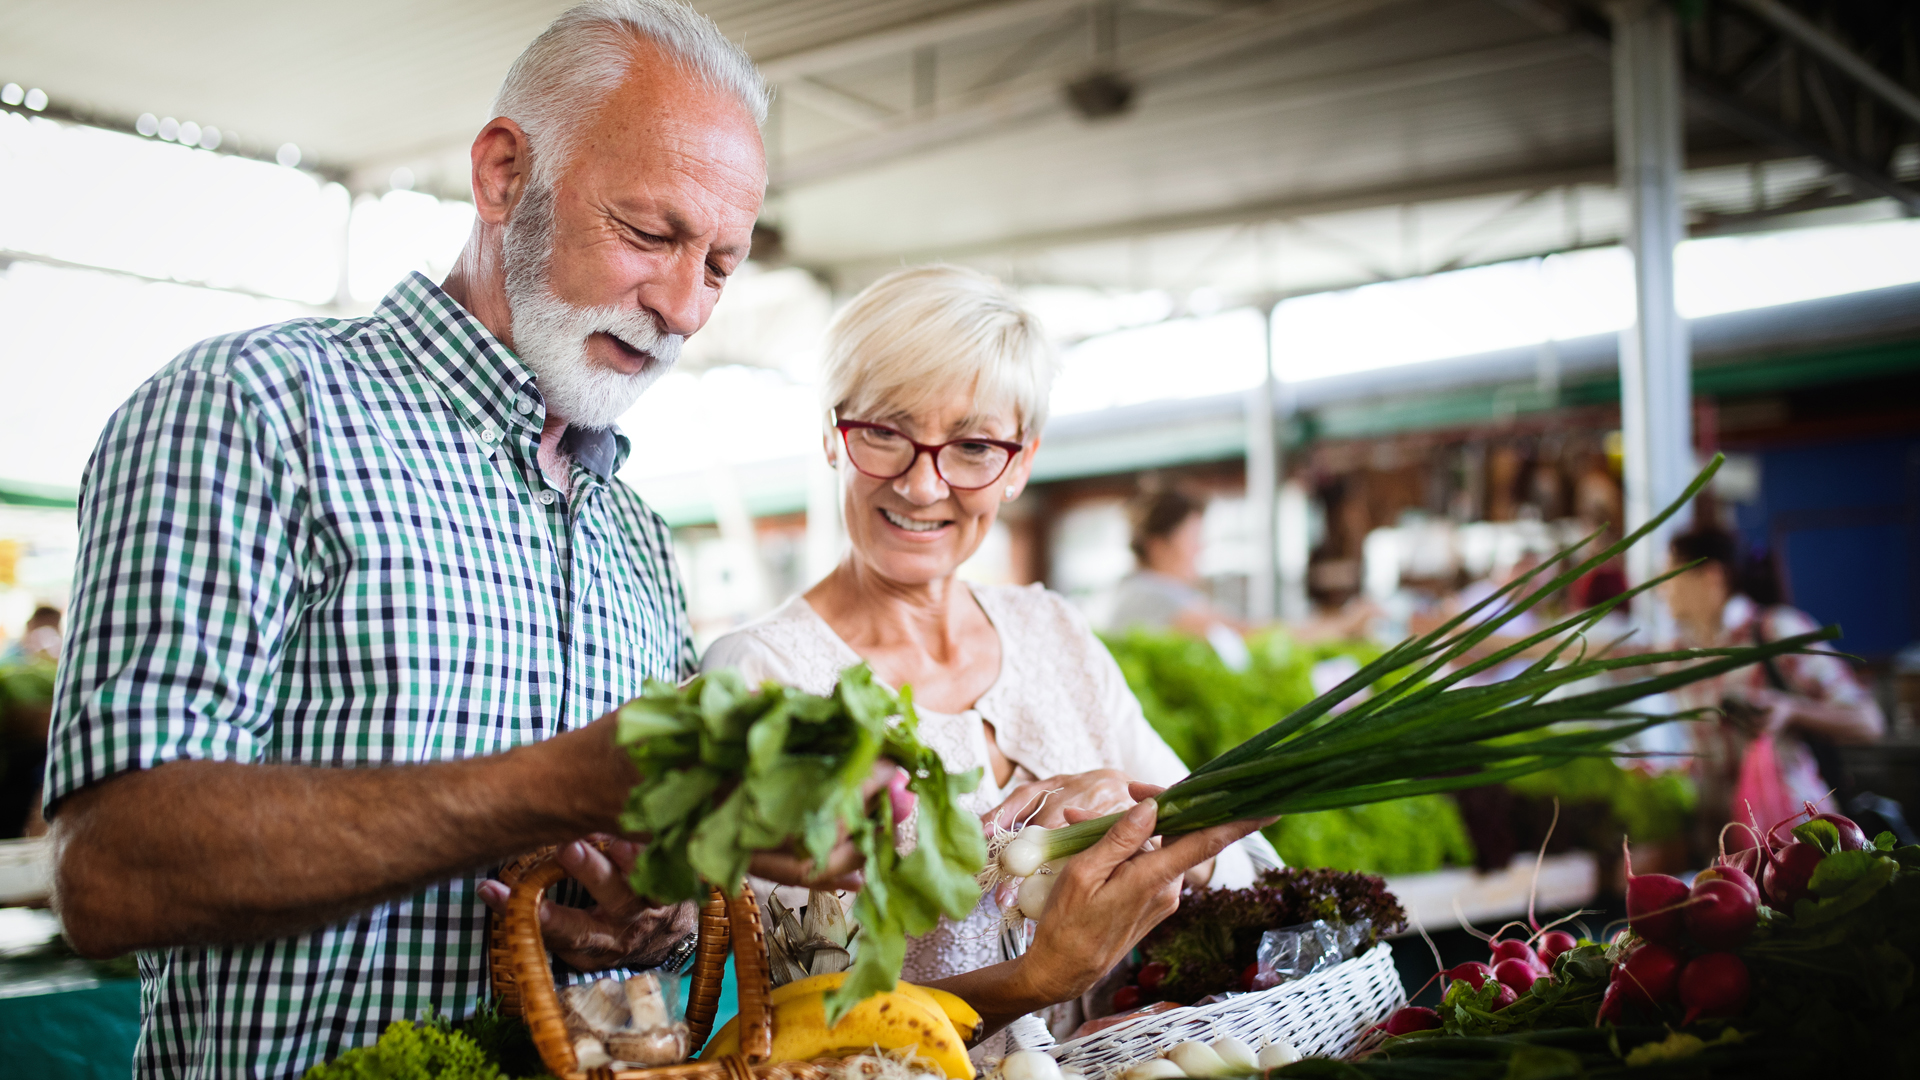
[1013,798,1270,1009]
[985,769,1136,831]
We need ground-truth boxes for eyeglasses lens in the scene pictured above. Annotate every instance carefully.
[844,427,1011,489]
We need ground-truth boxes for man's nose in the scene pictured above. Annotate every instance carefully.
[637,249,710,339]
[892,450,948,504]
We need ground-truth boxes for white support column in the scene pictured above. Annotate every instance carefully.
[1245,303,1279,623]
[1611,0,1694,602]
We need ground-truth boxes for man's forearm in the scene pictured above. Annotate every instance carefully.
[53,716,634,957]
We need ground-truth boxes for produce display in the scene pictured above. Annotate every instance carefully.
[1330,806,1920,1073]
[613,665,985,1023]
[302,1008,548,1080]
[987,458,1831,895]
[1123,868,1408,1006]
[699,972,981,1078]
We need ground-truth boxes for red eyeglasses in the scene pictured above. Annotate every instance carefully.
[834,419,1025,491]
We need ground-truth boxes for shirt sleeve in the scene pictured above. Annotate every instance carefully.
[44,362,307,814]
[1090,623,1282,887]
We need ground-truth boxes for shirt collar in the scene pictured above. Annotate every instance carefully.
[1722,592,1758,633]
[375,273,629,479]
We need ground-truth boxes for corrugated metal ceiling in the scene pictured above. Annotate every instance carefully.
[0,1,1871,295]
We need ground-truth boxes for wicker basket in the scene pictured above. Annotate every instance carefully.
[1046,943,1405,1076]
[488,848,845,1080]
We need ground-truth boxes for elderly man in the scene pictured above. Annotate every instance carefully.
[45,3,800,1075]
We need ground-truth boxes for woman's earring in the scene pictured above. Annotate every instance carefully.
[1005,486,1017,500]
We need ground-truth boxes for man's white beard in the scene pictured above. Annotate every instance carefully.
[502,181,683,431]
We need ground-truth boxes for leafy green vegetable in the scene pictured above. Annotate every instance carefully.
[302,1019,523,1080]
[1263,795,1475,875]
[614,664,984,1024]
[1502,755,1696,844]
[1136,867,1407,1003]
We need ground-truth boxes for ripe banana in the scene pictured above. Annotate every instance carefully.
[698,982,975,1078]
[761,974,982,1045]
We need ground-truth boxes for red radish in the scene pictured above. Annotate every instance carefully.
[1624,843,1691,946]
[1699,863,1760,905]
[1678,952,1751,1025]
[1491,983,1518,1010]
[1446,961,1494,991]
[1616,942,1682,1008]
[1596,979,1625,1026]
[1489,939,1538,966]
[1381,1007,1442,1035]
[1535,930,1577,964]
[1112,985,1142,1011]
[1493,958,1543,996]
[887,766,916,827]
[1684,877,1759,949]
[1807,811,1867,852]
[1762,841,1824,908]
[1136,961,1169,991]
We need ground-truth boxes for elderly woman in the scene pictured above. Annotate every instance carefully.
[703,266,1278,1053]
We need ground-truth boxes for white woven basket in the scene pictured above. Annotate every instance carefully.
[1047,942,1405,1075]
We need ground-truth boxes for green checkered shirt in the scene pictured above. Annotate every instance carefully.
[45,273,696,1078]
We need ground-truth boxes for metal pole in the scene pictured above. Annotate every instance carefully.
[1611,0,1694,605]
[1245,302,1279,623]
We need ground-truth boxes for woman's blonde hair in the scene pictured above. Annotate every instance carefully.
[820,266,1055,441]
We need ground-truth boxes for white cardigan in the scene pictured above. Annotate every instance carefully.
[702,583,1280,989]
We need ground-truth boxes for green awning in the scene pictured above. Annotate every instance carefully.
[0,479,79,509]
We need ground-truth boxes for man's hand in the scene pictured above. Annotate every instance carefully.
[477,837,697,972]
[736,760,913,892]
[984,769,1134,832]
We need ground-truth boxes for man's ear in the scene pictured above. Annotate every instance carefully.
[471,117,533,227]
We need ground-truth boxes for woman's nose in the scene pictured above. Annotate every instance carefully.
[892,450,948,503]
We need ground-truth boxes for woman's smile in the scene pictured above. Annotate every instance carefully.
[879,507,953,535]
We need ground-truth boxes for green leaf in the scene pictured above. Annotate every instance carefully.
[686,788,752,892]
[1502,1045,1583,1080]
[639,767,720,832]
[1807,849,1881,897]
[1873,831,1897,852]
[1793,855,1898,926]
[1793,818,1842,854]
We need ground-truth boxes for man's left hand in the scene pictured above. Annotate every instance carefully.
[477,836,696,972]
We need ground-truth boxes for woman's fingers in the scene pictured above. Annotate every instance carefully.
[1069,798,1160,880]
[1127,781,1168,801]
[1120,818,1270,888]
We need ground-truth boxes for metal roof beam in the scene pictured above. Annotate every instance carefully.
[1729,0,1920,130]
[770,0,1418,188]
[754,0,1091,83]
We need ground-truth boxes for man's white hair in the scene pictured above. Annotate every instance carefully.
[821,266,1057,442]
[492,0,768,186]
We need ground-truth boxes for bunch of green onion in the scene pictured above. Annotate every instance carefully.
[992,455,1838,893]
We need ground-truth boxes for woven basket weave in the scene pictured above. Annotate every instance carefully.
[1047,943,1405,1075]
[487,848,848,1080]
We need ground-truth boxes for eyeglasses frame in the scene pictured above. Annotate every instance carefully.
[832,418,1027,491]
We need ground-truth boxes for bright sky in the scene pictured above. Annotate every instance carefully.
[2,110,1918,491]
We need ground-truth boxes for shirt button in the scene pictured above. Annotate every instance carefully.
[308,568,325,586]
[480,425,499,444]
[537,490,557,506]
[515,397,534,414]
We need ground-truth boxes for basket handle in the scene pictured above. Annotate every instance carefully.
[500,853,779,1078]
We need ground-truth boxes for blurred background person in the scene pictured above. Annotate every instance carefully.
[1108,487,1373,667]
[1662,525,1885,859]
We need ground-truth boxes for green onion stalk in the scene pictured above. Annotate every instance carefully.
[988,454,1840,886]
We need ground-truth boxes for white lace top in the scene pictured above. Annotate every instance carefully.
[701,584,1280,997]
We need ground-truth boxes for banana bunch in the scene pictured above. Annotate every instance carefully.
[700,972,983,1079]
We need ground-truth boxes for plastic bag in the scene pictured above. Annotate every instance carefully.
[1733,733,1799,842]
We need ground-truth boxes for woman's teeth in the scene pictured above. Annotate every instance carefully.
[881,508,946,532]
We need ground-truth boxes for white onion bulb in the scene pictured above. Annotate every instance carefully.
[1209,1036,1257,1071]
[1256,1041,1299,1069]
[1016,869,1057,919]
[1120,1060,1186,1080]
[1000,828,1050,877]
[1166,1042,1230,1078]
[999,1050,1062,1080]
